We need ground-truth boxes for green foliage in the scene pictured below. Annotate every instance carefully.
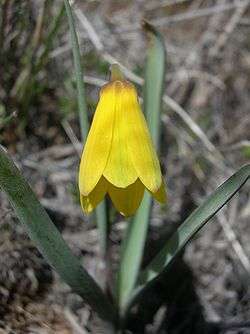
[64,0,88,142]
[117,21,166,315]
[0,145,116,324]
[135,165,250,300]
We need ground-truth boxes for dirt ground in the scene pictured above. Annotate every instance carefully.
[0,0,250,333]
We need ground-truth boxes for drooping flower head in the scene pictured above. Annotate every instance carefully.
[79,64,166,216]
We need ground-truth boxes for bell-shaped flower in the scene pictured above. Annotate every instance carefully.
[79,65,166,216]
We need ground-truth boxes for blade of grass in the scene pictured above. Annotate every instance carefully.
[129,164,250,308]
[64,0,108,258]
[117,21,166,315]
[143,20,166,148]
[0,145,116,324]
[64,0,88,141]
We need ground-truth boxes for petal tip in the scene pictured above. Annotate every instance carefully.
[80,194,94,214]
[79,177,108,215]
[152,180,167,204]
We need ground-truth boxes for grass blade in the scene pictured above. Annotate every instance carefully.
[64,0,88,141]
[64,0,108,257]
[117,21,166,314]
[134,165,250,300]
[0,145,116,324]
[143,20,166,148]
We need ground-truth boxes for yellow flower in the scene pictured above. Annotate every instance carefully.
[79,65,166,216]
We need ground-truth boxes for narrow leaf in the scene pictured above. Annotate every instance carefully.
[64,0,108,257]
[143,20,166,148]
[132,165,250,305]
[64,0,88,141]
[0,146,116,324]
[117,21,166,314]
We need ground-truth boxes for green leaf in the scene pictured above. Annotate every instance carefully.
[64,0,88,142]
[143,20,166,148]
[64,0,108,258]
[117,21,166,315]
[0,145,116,324]
[131,164,250,306]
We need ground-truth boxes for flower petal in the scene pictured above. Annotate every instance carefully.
[108,178,144,217]
[79,85,116,195]
[103,81,138,188]
[151,179,166,204]
[125,85,162,193]
[80,177,108,214]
